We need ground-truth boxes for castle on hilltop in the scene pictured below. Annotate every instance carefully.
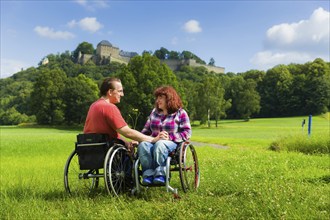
[77,40,138,65]
[77,40,225,74]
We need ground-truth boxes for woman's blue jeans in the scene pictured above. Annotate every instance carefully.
[138,140,177,178]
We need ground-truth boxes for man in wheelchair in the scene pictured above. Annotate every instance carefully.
[137,86,192,185]
[84,77,162,148]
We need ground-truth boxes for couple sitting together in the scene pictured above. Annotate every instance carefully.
[83,77,192,185]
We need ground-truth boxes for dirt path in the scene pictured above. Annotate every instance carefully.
[190,141,229,149]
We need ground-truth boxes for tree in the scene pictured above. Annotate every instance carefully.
[118,53,179,129]
[303,58,330,114]
[62,74,98,125]
[72,41,95,61]
[288,73,307,115]
[0,107,30,125]
[225,76,260,119]
[168,50,180,60]
[154,47,169,60]
[211,80,230,127]
[30,68,67,124]
[181,79,199,123]
[208,57,215,66]
[180,51,206,64]
[259,65,293,117]
[236,79,260,120]
[196,74,228,127]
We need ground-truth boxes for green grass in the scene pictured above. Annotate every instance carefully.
[269,133,329,154]
[191,115,330,149]
[1,115,330,219]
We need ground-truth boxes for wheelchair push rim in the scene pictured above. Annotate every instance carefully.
[104,145,133,196]
[64,150,100,195]
[179,143,200,192]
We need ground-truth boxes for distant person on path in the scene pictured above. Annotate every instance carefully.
[84,77,160,151]
[138,86,192,185]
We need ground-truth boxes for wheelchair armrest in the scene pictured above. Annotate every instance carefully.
[76,133,126,146]
[77,133,109,144]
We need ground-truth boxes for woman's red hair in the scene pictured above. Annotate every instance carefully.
[154,86,183,114]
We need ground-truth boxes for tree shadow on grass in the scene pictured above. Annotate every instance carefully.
[1,186,108,202]
[304,175,330,184]
[41,187,110,201]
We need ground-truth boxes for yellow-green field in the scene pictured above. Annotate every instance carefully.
[1,115,329,219]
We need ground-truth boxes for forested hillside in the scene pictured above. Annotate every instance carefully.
[1,44,329,129]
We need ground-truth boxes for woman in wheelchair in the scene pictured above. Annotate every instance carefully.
[138,86,192,185]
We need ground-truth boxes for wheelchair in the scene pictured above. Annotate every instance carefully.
[64,134,200,197]
[63,133,134,196]
[132,141,200,198]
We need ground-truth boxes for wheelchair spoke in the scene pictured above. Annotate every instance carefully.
[107,146,133,196]
[64,151,99,196]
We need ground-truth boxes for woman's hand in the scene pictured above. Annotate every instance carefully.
[159,131,169,140]
[151,131,169,143]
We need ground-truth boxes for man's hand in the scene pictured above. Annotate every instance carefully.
[127,141,138,155]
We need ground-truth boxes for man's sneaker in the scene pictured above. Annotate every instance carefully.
[153,176,166,185]
[142,176,153,185]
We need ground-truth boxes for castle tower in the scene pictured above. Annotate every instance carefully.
[96,40,120,58]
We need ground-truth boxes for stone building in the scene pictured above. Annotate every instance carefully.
[77,40,137,65]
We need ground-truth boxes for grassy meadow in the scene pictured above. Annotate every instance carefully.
[1,115,329,219]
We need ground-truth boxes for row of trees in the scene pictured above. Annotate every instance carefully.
[1,46,329,128]
[72,42,209,65]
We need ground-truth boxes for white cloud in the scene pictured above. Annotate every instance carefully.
[171,37,178,45]
[265,7,329,51]
[68,17,103,33]
[183,19,202,33]
[34,26,75,40]
[250,51,314,70]
[75,0,87,7]
[74,0,109,11]
[252,7,330,70]
[0,59,31,78]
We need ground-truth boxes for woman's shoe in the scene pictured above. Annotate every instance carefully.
[153,176,165,185]
[142,176,153,185]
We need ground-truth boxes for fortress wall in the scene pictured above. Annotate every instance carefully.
[161,59,225,73]
[80,54,93,64]
[161,60,183,71]
[111,56,129,64]
[204,65,225,73]
[190,61,225,73]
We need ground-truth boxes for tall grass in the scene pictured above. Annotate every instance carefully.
[269,132,330,154]
[1,115,330,219]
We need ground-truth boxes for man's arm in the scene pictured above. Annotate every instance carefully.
[117,125,159,143]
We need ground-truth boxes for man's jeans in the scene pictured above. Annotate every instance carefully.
[138,140,177,178]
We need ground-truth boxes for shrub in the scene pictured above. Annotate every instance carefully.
[269,133,329,155]
[0,107,36,125]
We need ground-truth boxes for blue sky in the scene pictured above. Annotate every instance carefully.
[1,0,329,78]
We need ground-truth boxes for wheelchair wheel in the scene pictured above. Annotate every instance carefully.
[179,142,200,192]
[64,150,99,195]
[104,145,133,196]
